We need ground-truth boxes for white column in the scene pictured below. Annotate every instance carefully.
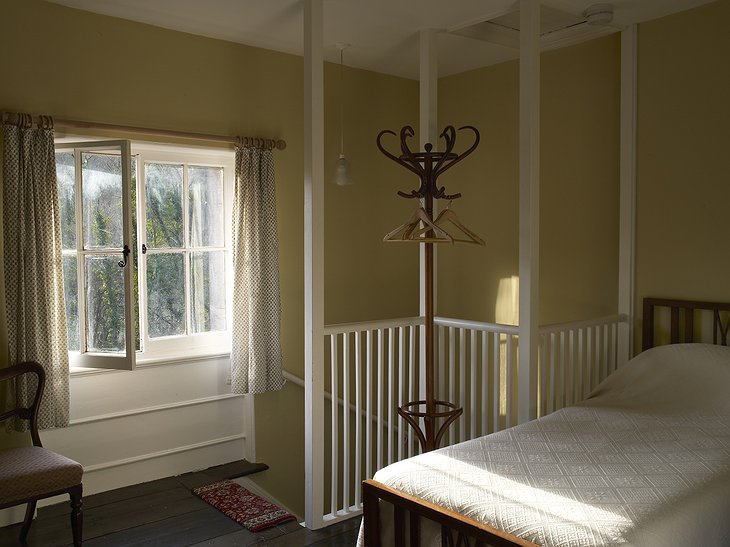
[517,0,540,424]
[419,29,438,406]
[618,25,637,366]
[304,0,325,530]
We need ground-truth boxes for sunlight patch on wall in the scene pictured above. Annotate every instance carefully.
[495,276,519,421]
[495,275,519,326]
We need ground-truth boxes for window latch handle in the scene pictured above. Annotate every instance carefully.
[118,244,131,268]
[142,243,148,254]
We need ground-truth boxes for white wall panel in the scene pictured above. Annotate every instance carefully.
[0,356,253,527]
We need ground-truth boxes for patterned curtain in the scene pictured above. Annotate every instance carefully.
[2,114,70,429]
[231,146,284,394]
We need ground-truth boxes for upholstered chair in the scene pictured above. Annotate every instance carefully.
[0,361,83,546]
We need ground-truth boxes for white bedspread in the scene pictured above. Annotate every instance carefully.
[359,344,730,546]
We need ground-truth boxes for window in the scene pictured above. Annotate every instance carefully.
[56,140,233,370]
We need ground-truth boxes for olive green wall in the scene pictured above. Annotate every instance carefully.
[635,0,730,347]
[0,0,417,517]
[437,35,621,326]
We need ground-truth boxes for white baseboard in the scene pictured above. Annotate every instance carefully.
[0,435,246,528]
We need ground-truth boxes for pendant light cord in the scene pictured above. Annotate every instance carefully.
[339,47,345,156]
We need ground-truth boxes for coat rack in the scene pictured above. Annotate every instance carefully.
[377,124,481,452]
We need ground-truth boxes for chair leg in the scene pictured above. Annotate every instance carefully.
[70,485,83,547]
[19,500,37,542]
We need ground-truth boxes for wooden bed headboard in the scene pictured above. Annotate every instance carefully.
[642,297,730,351]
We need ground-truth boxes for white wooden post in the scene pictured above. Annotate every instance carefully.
[618,25,637,366]
[517,0,540,424]
[304,0,325,530]
[419,29,438,411]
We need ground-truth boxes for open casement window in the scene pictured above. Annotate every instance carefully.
[56,140,233,369]
[56,140,136,370]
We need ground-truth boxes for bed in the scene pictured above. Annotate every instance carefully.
[359,298,730,546]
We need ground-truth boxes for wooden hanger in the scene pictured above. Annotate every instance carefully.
[431,206,485,246]
[383,207,454,243]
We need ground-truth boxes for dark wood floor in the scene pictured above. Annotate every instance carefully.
[0,461,361,546]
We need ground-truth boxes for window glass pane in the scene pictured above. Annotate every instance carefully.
[62,255,79,352]
[145,163,183,248]
[189,166,224,248]
[85,255,126,352]
[82,152,123,250]
[190,251,226,333]
[56,152,76,250]
[147,253,185,338]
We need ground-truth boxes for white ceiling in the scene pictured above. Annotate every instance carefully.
[46,0,714,79]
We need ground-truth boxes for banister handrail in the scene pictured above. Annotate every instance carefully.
[324,314,626,337]
[434,316,519,334]
[538,314,627,335]
[323,316,423,335]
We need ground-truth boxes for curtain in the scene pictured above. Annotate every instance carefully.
[2,115,70,429]
[231,146,284,394]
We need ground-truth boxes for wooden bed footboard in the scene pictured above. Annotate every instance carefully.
[362,479,539,547]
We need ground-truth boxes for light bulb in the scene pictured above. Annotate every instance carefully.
[333,153,353,186]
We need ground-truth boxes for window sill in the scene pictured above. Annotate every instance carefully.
[69,350,231,377]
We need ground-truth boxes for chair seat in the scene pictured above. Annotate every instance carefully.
[0,446,82,505]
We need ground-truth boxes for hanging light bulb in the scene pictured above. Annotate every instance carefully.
[334,43,353,186]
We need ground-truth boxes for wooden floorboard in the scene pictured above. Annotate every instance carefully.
[81,507,242,546]
[0,460,361,547]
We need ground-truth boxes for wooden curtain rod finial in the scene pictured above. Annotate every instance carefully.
[38,115,54,130]
[235,136,287,151]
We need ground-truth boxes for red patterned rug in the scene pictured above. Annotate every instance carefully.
[193,479,296,532]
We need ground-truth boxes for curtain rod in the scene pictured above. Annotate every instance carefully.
[1,112,286,151]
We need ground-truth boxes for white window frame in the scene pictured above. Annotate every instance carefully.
[56,138,234,370]
[133,143,234,363]
[56,140,136,370]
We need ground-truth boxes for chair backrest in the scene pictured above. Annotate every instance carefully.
[0,362,45,447]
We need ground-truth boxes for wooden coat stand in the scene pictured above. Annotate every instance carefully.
[377,125,481,452]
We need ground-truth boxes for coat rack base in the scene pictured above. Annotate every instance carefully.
[398,400,463,452]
